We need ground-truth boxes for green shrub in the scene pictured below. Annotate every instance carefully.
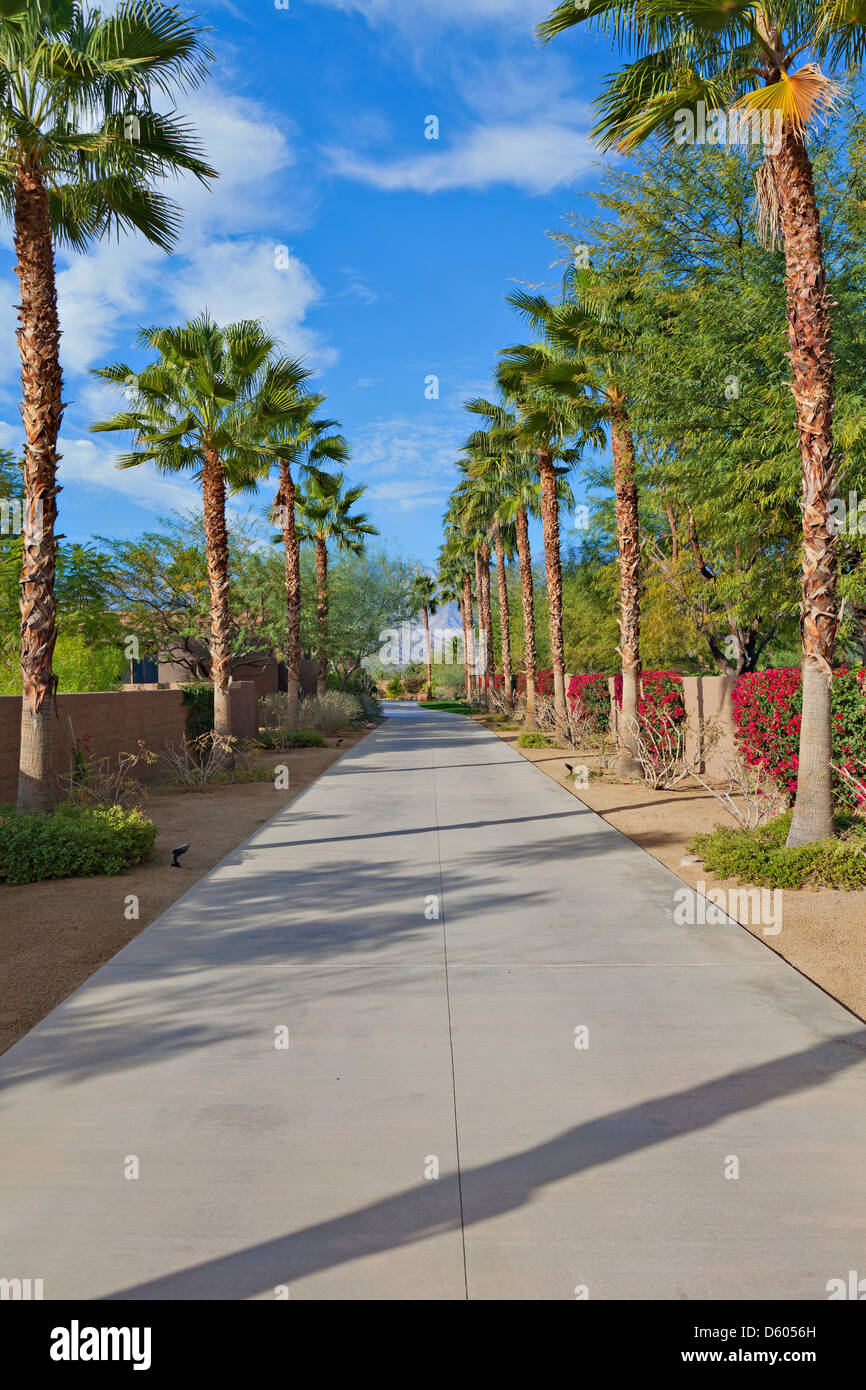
[402,662,425,696]
[518,732,557,748]
[0,803,158,885]
[258,728,326,750]
[424,701,471,713]
[688,812,866,891]
[181,682,214,741]
[384,676,404,700]
[360,692,382,720]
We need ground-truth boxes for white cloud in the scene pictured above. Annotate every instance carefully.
[60,437,201,517]
[352,417,462,512]
[327,119,596,195]
[308,0,550,27]
[166,239,336,367]
[39,87,331,381]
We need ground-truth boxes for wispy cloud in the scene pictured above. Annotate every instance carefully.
[352,416,463,512]
[306,0,551,28]
[327,118,596,195]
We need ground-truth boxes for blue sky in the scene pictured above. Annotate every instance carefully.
[0,0,614,567]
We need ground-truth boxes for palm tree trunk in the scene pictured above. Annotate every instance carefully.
[473,548,485,704]
[14,160,63,814]
[611,407,642,778]
[515,504,538,729]
[422,605,432,700]
[461,570,475,702]
[538,449,567,737]
[480,540,495,705]
[315,537,329,697]
[494,526,513,711]
[774,132,838,846]
[279,462,301,730]
[202,449,233,737]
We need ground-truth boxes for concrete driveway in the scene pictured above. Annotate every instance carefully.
[0,703,864,1299]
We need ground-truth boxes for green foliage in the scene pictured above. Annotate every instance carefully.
[304,548,416,682]
[0,1,215,258]
[518,732,557,748]
[181,682,214,740]
[0,803,158,885]
[424,701,472,713]
[689,814,866,892]
[384,676,404,700]
[257,728,326,750]
[402,661,425,696]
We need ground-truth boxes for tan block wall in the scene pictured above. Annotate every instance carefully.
[229,681,258,741]
[605,674,738,778]
[0,690,189,806]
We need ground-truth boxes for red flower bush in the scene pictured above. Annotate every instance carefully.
[513,669,554,697]
[732,666,866,807]
[567,673,610,731]
[614,669,687,735]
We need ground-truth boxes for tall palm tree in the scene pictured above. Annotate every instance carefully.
[93,316,307,735]
[5,0,215,812]
[408,571,439,699]
[538,0,859,839]
[493,352,592,737]
[439,527,477,701]
[261,397,349,729]
[509,282,644,776]
[465,400,543,725]
[297,472,377,695]
[451,466,498,708]
[460,422,519,713]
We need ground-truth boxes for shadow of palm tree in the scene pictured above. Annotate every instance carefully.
[103,1030,866,1300]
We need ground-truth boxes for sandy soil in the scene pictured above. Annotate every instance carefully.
[0,731,371,1055]
[486,722,866,1023]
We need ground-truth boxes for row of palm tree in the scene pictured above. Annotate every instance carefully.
[5,2,376,814]
[7,0,216,811]
[533,1,857,844]
[93,313,378,731]
[430,0,858,847]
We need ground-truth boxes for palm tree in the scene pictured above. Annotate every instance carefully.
[508,282,644,776]
[493,352,591,737]
[297,472,378,695]
[465,400,544,726]
[538,0,858,838]
[408,572,440,700]
[93,316,307,735]
[450,466,498,709]
[262,397,349,729]
[439,528,477,702]
[5,0,215,812]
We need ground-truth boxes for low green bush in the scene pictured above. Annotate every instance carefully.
[0,803,158,885]
[360,692,382,720]
[257,728,326,750]
[424,701,472,713]
[518,732,557,748]
[688,812,866,891]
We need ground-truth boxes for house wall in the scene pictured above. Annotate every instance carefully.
[0,689,189,805]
